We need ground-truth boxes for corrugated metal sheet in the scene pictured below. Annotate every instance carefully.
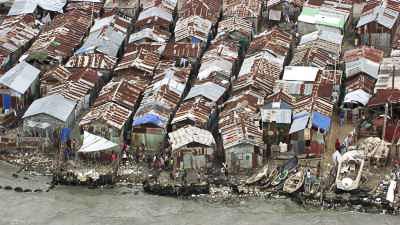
[169,126,215,151]
[0,61,39,95]
[185,82,226,102]
[23,94,76,122]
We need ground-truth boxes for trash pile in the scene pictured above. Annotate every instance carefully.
[2,151,55,176]
[358,137,390,166]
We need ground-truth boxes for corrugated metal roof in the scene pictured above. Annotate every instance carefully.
[138,6,173,22]
[65,53,117,70]
[283,66,320,82]
[23,94,76,122]
[169,126,215,151]
[185,82,226,102]
[80,102,132,130]
[289,112,309,134]
[174,15,212,42]
[0,61,39,94]
[129,28,170,43]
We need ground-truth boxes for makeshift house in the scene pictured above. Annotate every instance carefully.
[344,46,384,99]
[103,0,140,17]
[22,94,76,137]
[40,65,72,96]
[93,79,143,110]
[76,14,131,58]
[297,1,351,34]
[162,42,202,63]
[131,65,190,152]
[80,102,132,143]
[169,126,215,170]
[174,15,213,44]
[65,53,118,79]
[247,28,293,57]
[129,28,171,44]
[234,51,284,97]
[356,0,400,54]
[219,104,264,171]
[135,6,173,32]
[179,0,221,23]
[114,47,161,82]
[222,0,263,29]
[299,30,343,57]
[216,17,253,41]
[141,0,177,14]
[368,89,400,112]
[47,68,102,115]
[0,15,39,71]
[0,61,40,125]
[375,55,400,91]
[26,10,92,67]
[66,0,105,16]
[290,46,336,69]
[172,96,214,130]
[288,110,331,156]
[7,0,67,16]
[266,0,299,22]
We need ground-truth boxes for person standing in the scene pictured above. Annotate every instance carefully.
[335,138,341,151]
[339,110,345,127]
[332,149,342,167]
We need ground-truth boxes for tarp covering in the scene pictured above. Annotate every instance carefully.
[2,94,11,110]
[312,111,331,131]
[133,113,165,128]
[78,132,118,153]
[60,128,71,143]
[289,112,309,134]
[344,89,371,106]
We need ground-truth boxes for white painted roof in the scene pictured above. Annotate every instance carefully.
[23,94,76,122]
[283,66,319,82]
[0,61,40,94]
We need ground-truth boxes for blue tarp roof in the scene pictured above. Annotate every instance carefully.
[311,112,331,131]
[132,114,166,128]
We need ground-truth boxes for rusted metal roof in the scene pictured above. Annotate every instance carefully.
[0,15,39,67]
[248,28,293,57]
[27,10,92,62]
[94,79,143,109]
[345,73,376,95]
[217,17,253,40]
[174,15,213,42]
[368,89,400,107]
[293,96,334,116]
[65,53,117,70]
[264,90,295,106]
[40,65,72,96]
[135,6,173,32]
[179,0,221,22]
[344,46,384,64]
[115,47,160,74]
[172,96,214,128]
[80,102,132,130]
[223,0,262,19]
[66,1,104,15]
[163,42,202,60]
[290,45,335,69]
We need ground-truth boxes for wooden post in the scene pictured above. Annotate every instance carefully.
[383,103,388,140]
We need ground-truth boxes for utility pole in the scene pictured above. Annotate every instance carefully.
[383,103,388,140]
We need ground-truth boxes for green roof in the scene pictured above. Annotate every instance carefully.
[299,7,348,29]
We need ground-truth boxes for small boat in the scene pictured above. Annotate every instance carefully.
[271,157,299,187]
[246,164,269,185]
[336,150,365,191]
[283,169,305,193]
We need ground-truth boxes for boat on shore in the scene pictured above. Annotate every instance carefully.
[336,150,365,191]
[283,168,305,193]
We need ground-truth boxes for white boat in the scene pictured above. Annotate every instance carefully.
[336,150,365,191]
[246,164,269,185]
[283,169,305,193]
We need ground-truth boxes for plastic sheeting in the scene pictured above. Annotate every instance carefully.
[289,112,309,134]
[132,113,165,128]
[312,111,331,131]
[78,132,118,153]
[344,89,371,106]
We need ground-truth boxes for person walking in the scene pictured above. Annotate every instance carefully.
[332,149,342,167]
[339,110,345,127]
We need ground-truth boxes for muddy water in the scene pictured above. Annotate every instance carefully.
[1,162,400,225]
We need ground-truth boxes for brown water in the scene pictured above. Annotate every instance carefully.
[1,162,400,225]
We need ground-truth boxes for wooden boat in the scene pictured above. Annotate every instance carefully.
[336,150,365,191]
[271,157,298,187]
[246,164,269,185]
[283,169,305,193]
[261,167,279,189]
